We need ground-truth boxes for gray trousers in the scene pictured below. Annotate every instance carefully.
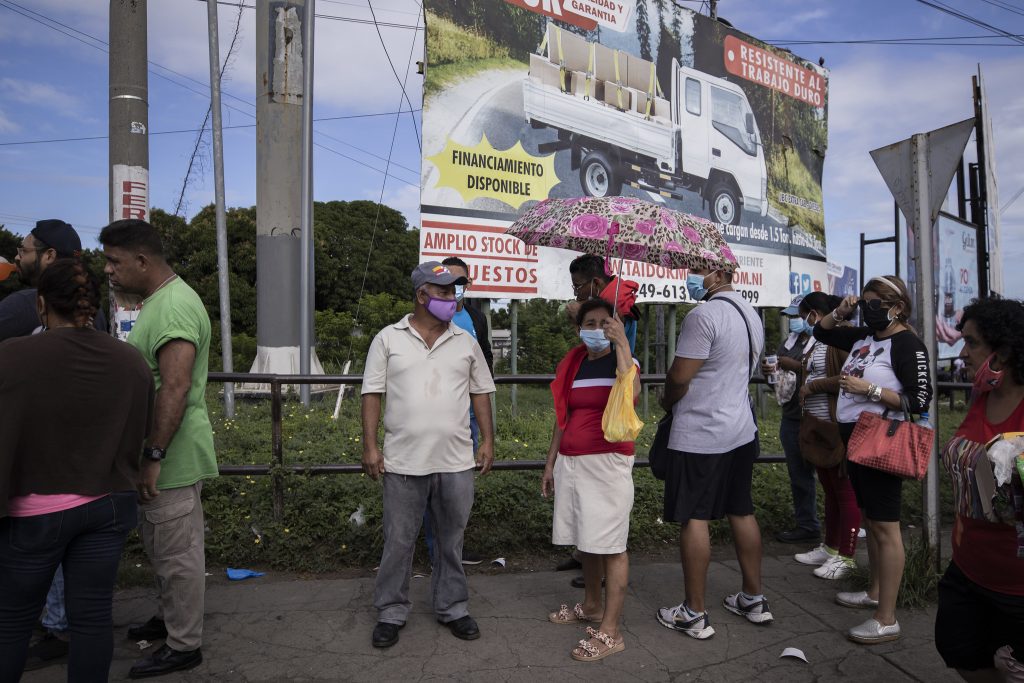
[139,481,206,651]
[374,470,475,625]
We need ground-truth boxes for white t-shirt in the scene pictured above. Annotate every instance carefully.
[361,315,496,475]
[669,292,764,454]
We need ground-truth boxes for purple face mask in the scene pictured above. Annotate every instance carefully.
[425,295,457,322]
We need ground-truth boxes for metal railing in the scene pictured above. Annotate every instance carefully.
[206,371,972,519]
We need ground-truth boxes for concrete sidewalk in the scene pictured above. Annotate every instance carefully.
[23,548,955,682]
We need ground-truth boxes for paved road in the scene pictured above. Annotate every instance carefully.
[24,546,956,682]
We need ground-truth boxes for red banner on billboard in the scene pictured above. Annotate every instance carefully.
[504,0,598,31]
[723,35,824,107]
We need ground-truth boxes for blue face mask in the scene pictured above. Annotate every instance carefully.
[579,329,610,352]
[454,284,465,302]
[686,273,708,301]
[789,317,806,334]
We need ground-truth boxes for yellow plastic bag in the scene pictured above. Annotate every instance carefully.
[601,364,644,443]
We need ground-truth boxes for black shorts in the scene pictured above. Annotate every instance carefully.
[663,439,757,523]
[935,561,1024,671]
[839,421,903,522]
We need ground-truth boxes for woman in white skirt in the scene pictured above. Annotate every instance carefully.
[542,298,640,661]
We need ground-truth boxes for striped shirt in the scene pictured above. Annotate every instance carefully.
[803,341,831,420]
[560,353,640,456]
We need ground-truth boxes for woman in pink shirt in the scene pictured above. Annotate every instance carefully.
[0,259,154,681]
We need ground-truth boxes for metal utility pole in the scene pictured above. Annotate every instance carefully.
[109,0,149,340]
[207,0,235,417]
[299,0,316,406]
[710,0,718,20]
[249,0,325,396]
[872,118,975,569]
[972,75,991,299]
[510,300,519,416]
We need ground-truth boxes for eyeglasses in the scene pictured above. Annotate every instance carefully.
[571,281,591,293]
[859,299,887,312]
[16,244,44,257]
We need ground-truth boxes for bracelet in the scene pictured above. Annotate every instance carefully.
[831,309,845,323]
[868,384,883,402]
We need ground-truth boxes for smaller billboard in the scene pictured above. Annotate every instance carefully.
[827,260,858,298]
[935,212,978,360]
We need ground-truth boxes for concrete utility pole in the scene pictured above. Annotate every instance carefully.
[248,0,325,395]
[109,0,149,339]
[207,0,235,417]
[299,0,316,406]
[710,0,718,20]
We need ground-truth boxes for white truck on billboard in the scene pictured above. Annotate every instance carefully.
[522,26,767,226]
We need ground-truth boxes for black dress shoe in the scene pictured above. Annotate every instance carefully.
[556,556,582,571]
[570,575,606,589]
[127,617,168,641]
[775,527,821,544]
[22,632,69,671]
[440,615,480,641]
[372,621,403,648]
[128,644,202,679]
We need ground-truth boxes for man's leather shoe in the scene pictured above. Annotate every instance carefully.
[127,617,168,641]
[441,615,480,641]
[372,621,403,648]
[128,644,202,679]
[775,527,820,544]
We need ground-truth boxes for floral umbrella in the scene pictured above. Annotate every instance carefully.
[505,196,738,273]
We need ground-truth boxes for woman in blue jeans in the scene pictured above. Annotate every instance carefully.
[0,259,154,682]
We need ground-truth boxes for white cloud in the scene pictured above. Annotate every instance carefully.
[0,78,82,117]
[0,107,19,133]
[370,181,422,227]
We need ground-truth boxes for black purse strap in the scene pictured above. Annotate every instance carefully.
[715,295,755,379]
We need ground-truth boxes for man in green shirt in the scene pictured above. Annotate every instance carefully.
[100,219,216,679]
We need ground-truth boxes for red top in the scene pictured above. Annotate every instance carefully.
[943,394,1024,596]
[558,353,638,456]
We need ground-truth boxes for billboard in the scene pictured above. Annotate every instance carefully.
[420,0,829,305]
[935,212,979,360]
[827,260,858,298]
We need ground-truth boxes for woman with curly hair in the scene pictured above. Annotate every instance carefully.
[935,297,1024,680]
[813,275,932,644]
[0,259,154,681]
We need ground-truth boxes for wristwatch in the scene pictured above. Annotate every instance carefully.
[831,309,845,323]
[143,446,167,462]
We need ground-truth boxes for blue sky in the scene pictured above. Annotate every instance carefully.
[1,0,1022,296]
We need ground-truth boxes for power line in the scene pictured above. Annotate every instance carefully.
[1,0,425,180]
[768,32,1024,42]
[367,0,421,152]
[0,0,256,112]
[912,0,1024,45]
[975,0,1024,18]
[199,0,423,30]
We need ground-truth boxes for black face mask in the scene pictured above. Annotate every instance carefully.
[859,300,893,331]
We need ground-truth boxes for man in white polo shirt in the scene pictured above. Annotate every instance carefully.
[361,262,497,649]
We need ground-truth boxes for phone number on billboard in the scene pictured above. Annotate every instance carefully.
[637,284,761,304]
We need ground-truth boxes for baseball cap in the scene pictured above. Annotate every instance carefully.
[411,261,468,290]
[31,219,81,258]
[781,294,804,316]
[0,256,16,281]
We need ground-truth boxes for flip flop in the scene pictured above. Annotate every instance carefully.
[548,603,601,624]
[571,627,625,661]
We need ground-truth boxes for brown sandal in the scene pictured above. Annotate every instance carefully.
[571,626,625,661]
[548,603,600,624]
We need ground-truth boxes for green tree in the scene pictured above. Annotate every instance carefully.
[313,200,419,313]
[514,299,579,373]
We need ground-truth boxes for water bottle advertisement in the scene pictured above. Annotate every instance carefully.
[935,212,979,360]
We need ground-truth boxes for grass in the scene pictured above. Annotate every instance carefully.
[112,382,968,585]
[424,12,526,100]
[768,146,825,241]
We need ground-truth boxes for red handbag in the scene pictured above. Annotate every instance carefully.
[847,396,934,480]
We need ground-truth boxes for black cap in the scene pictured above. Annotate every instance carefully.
[31,219,81,258]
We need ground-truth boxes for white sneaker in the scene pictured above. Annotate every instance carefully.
[722,593,774,625]
[813,555,855,580]
[656,603,715,639]
[835,591,879,609]
[847,618,901,644]
[794,544,834,566]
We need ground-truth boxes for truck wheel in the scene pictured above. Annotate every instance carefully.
[708,181,740,225]
[580,151,621,197]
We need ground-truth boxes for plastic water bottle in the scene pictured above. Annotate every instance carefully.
[916,412,932,430]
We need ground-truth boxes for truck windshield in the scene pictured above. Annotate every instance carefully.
[710,86,757,157]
